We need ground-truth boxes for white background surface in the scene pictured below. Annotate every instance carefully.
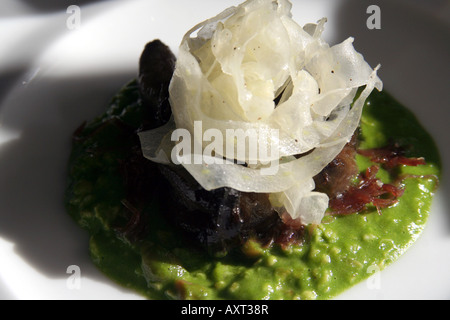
[0,0,449,300]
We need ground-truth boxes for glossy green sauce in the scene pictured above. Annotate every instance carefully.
[65,81,441,300]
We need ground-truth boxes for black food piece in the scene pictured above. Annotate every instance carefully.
[313,133,359,198]
[158,164,289,256]
[138,39,176,129]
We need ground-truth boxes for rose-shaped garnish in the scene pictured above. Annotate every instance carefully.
[139,0,382,225]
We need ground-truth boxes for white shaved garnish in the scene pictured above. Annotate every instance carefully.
[139,0,382,225]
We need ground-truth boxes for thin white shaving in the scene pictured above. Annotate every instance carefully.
[139,0,382,225]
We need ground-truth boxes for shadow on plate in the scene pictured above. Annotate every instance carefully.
[0,69,27,110]
[0,69,141,296]
[334,0,450,229]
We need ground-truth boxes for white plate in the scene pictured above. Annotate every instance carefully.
[0,0,449,300]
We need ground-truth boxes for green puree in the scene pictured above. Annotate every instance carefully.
[65,81,441,300]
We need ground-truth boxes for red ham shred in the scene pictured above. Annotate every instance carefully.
[328,143,426,215]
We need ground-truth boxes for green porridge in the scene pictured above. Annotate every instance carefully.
[65,81,440,300]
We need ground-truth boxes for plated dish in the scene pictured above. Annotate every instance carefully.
[0,0,450,300]
[65,0,440,300]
